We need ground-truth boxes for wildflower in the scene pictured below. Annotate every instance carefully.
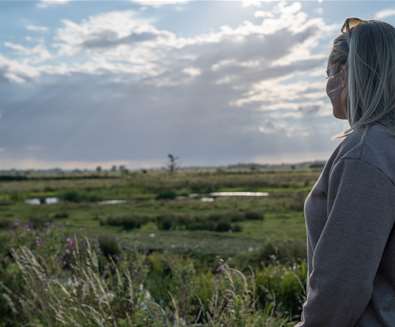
[12,219,21,229]
[66,237,76,251]
[25,221,33,231]
[35,237,43,247]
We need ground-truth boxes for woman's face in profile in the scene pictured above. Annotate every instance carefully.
[326,62,348,119]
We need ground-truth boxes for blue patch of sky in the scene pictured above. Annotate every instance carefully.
[1,0,395,58]
[0,0,279,54]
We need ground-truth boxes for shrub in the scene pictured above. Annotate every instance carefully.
[156,214,174,230]
[5,240,170,326]
[206,213,226,222]
[156,191,177,200]
[51,212,69,219]
[214,221,232,232]
[59,190,82,202]
[227,212,246,222]
[186,220,216,231]
[286,192,307,212]
[190,182,218,194]
[0,230,303,326]
[230,224,243,232]
[59,190,102,203]
[28,216,52,230]
[98,235,121,261]
[100,215,147,230]
[255,261,306,318]
[244,210,264,221]
[0,219,12,229]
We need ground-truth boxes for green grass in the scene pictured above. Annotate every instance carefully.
[0,169,315,259]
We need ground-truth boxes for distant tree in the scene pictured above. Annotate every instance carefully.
[111,165,117,172]
[96,166,102,173]
[119,165,129,175]
[167,153,179,174]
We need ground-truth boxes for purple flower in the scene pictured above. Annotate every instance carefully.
[35,237,43,247]
[12,219,21,229]
[25,221,33,231]
[66,237,76,251]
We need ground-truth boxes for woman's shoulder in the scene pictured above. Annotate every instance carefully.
[331,122,395,187]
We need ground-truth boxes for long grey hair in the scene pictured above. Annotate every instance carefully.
[329,19,395,139]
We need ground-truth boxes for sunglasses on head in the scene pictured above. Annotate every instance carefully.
[341,17,368,34]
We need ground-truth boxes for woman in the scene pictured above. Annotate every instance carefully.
[295,18,395,326]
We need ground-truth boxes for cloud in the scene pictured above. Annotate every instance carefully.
[373,8,395,19]
[0,55,39,83]
[81,30,163,49]
[4,42,52,63]
[53,10,170,56]
[0,1,346,168]
[37,0,71,8]
[130,0,190,7]
[26,24,48,33]
[241,0,276,8]
[182,67,201,77]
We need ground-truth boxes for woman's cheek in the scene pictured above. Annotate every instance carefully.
[326,81,338,103]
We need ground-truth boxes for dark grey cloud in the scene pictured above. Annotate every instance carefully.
[81,30,160,49]
[186,26,318,69]
[0,4,349,169]
[0,67,344,169]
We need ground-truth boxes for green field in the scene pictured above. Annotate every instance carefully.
[0,168,319,326]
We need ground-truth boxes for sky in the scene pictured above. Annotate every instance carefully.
[1,0,395,170]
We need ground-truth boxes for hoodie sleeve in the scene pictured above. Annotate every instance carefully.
[294,158,395,327]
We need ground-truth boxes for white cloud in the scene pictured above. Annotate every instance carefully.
[182,67,201,77]
[26,24,48,33]
[254,11,274,18]
[373,8,395,19]
[54,10,167,55]
[0,0,343,169]
[4,41,52,63]
[241,0,277,8]
[37,0,71,8]
[0,54,40,83]
[131,0,190,7]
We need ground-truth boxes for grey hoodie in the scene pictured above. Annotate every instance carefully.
[295,122,395,327]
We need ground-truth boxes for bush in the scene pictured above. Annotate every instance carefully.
[0,219,12,229]
[98,235,121,261]
[28,216,52,229]
[244,210,264,220]
[100,215,147,230]
[286,192,307,212]
[214,221,232,232]
[186,220,216,231]
[59,190,82,202]
[51,212,69,219]
[230,224,243,232]
[0,228,303,326]
[156,214,174,230]
[156,191,177,200]
[255,261,306,318]
[59,190,102,203]
[190,182,218,194]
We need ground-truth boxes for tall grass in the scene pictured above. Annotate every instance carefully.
[1,235,300,326]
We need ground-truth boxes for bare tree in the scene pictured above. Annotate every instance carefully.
[167,153,179,173]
